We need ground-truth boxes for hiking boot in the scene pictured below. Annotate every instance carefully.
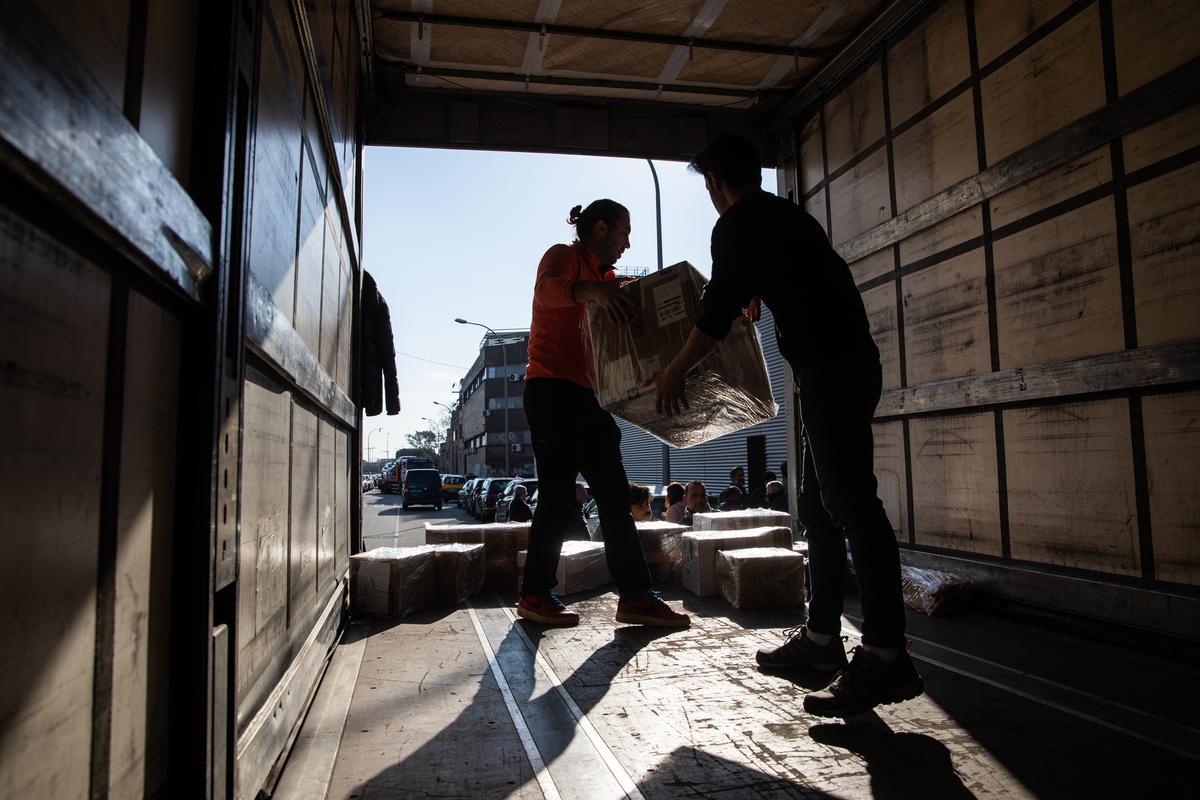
[516,592,579,625]
[756,626,849,671]
[803,645,924,718]
[615,591,690,628]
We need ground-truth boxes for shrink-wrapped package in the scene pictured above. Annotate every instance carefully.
[635,520,688,584]
[350,546,436,618]
[425,522,530,590]
[432,543,485,604]
[587,261,777,447]
[517,540,612,595]
[693,508,794,540]
[680,526,792,596]
[901,566,972,615]
[716,547,806,608]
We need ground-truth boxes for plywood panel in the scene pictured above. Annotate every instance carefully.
[823,61,886,173]
[238,367,291,697]
[804,188,828,235]
[828,146,891,248]
[249,3,304,322]
[980,6,1106,165]
[973,0,1074,69]
[901,249,990,384]
[296,144,325,358]
[862,283,901,391]
[318,418,337,589]
[898,206,982,265]
[37,0,130,110]
[0,207,108,798]
[798,113,824,193]
[994,198,1124,369]
[990,147,1111,230]
[290,403,320,621]
[335,429,350,575]
[1112,0,1200,96]
[892,90,978,213]
[872,421,908,542]
[1142,391,1200,585]
[887,0,971,126]
[140,0,200,185]
[1005,399,1139,575]
[109,292,180,798]
[320,215,342,376]
[336,251,353,392]
[1127,160,1200,346]
[910,412,1002,555]
[1122,104,1200,173]
[849,248,893,286]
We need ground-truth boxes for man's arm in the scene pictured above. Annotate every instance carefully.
[648,326,720,416]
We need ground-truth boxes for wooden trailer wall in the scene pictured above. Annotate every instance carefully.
[774,0,1200,641]
[0,1,364,797]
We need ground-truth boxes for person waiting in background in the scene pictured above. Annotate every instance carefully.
[629,483,654,522]
[662,481,686,523]
[718,485,744,511]
[681,480,711,525]
[730,466,746,494]
[564,482,591,540]
[749,470,777,508]
[509,484,534,522]
[765,480,788,513]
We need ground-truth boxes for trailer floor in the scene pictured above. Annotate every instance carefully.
[275,588,1200,799]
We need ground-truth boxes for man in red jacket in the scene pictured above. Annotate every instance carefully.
[517,199,689,629]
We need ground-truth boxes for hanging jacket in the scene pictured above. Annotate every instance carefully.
[361,270,400,416]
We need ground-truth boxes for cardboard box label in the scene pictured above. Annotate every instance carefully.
[653,281,687,327]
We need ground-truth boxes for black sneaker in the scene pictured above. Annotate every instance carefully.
[803,645,924,718]
[756,626,849,671]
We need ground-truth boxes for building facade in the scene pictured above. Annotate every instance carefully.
[459,330,534,478]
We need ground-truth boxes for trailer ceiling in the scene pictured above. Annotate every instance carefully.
[363,0,926,162]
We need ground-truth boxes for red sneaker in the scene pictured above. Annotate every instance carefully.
[516,592,580,625]
[615,591,690,628]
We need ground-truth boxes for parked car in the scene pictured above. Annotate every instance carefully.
[494,479,538,523]
[458,478,478,509]
[401,468,443,511]
[441,473,466,501]
[468,480,488,518]
[477,477,512,522]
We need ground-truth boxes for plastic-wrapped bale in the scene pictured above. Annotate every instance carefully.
[680,527,792,596]
[901,565,972,616]
[425,522,530,590]
[587,261,777,448]
[716,547,806,609]
[516,540,612,595]
[693,509,794,541]
[350,546,436,618]
[432,543,485,605]
[635,520,688,584]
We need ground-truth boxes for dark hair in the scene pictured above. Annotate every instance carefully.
[666,481,685,504]
[720,485,743,502]
[689,133,762,189]
[764,471,777,482]
[567,199,629,239]
[730,466,744,480]
[628,483,650,507]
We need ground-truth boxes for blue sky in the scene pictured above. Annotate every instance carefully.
[361,146,773,461]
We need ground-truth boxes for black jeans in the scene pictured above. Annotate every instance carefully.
[520,378,651,599]
[797,359,906,648]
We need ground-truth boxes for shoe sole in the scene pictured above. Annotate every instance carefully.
[803,680,925,718]
[756,657,848,673]
[614,611,690,628]
[516,606,579,626]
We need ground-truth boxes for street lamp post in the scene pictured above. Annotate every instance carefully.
[647,159,670,487]
[455,317,510,476]
[420,416,443,462]
[366,426,383,462]
[432,399,457,473]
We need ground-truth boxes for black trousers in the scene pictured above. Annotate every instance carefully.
[520,378,651,598]
[797,359,906,648]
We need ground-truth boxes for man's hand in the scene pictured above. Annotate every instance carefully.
[578,280,636,323]
[744,296,762,322]
[645,366,689,417]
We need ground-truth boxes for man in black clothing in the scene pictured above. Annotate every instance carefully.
[649,133,923,717]
[508,484,533,523]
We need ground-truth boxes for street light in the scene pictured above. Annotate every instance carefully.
[433,399,459,473]
[456,317,510,476]
[366,426,383,462]
[647,159,670,487]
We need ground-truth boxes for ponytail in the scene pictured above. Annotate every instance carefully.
[567,199,628,239]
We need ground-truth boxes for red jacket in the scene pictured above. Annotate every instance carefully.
[526,241,616,389]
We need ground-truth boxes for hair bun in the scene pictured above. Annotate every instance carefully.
[567,204,583,224]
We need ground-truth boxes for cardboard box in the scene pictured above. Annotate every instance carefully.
[425,522,530,590]
[716,547,806,608]
[587,261,777,448]
[693,509,794,541]
[432,543,485,604]
[517,540,612,595]
[350,546,437,618]
[680,527,792,596]
[635,520,688,584]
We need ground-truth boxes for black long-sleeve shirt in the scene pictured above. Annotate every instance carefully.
[695,189,878,370]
